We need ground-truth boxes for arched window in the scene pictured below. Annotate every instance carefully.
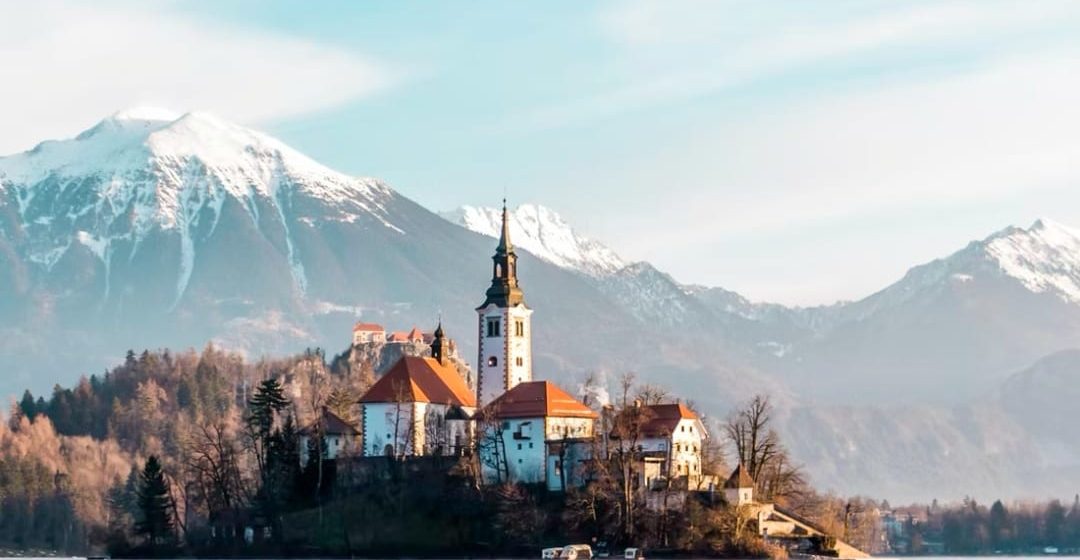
[488,356,498,367]
[496,263,503,278]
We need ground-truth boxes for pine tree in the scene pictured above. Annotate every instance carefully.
[135,456,173,547]
[18,390,37,420]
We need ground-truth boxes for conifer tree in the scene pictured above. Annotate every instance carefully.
[136,456,173,547]
[248,378,290,439]
[18,390,36,420]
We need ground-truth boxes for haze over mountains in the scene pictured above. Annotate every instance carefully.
[1,108,1078,502]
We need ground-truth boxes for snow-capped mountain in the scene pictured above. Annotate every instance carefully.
[440,204,625,277]
[2,107,399,306]
[757,218,1080,405]
[0,109,766,415]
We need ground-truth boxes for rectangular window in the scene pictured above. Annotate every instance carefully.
[486,318,501,337]
[517,443,522,450]
[515,320,524,336]
[516,356,524,367]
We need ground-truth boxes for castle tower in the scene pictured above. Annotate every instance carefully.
[476,200,533,405]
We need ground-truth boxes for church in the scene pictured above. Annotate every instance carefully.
[351,201,702,491]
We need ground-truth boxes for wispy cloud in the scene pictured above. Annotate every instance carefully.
[0,0,396,154]
[511,0,1080,130]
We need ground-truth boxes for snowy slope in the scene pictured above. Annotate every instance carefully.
[0,107,400,304]
[441,204,625,277]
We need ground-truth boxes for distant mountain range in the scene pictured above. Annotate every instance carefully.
[3,108,1079,502]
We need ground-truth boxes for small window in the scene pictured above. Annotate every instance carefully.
[488,356,498,367]
[486,318,501,337]
[529,442,534,449]
[681,426,685,432]
[517,443,522,450]
[518,458,523,464]
[515,320,524,337]
[515,356,523,367]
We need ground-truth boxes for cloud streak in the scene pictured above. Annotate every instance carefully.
[0,0,395,154]
[512,0,1080,130]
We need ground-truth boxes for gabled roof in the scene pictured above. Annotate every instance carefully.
[302,409,360,436]
[481,381,597,419]
[640,402,701,437]
[352,322,384,332]
[407,327,424,340]
[724,464,755,489]
[387,331,410,342]
[359,356,476,407]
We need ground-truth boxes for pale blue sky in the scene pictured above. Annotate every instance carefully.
[5,1,1080,304]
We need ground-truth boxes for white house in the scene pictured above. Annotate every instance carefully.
[300,408,361,464]
[477,380,598,491]
[358,325,476,457]
[724,464,755,506]
[352,322,386,346]
[476,202,533,405]
[611,402,708,490]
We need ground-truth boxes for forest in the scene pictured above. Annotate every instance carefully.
[0,342,1074,557]
[888,497,1080,555]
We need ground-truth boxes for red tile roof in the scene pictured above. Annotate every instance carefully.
[407,327,424,341]
[481,381,597,419]
[641,402,698,437]
[352,322,385,332]
[724,464,755,489]
[302,409,360,436]
[359,356,476,407]
[610,402,701,439]
[387,331,410,343]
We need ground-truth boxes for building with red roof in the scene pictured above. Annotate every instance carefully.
[300,408,361,464]
[477,380,597,490]
[358,325,475,457]
[611,402,709,489]
[352,322,386,346]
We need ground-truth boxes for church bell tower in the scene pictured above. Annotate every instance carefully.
[476,200,533,405]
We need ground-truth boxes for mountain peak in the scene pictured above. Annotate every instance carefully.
[110,106,182,123]
[441,203,626,277]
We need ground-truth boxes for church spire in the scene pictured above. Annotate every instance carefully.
[479,199,525,308]
[496,198,513,256]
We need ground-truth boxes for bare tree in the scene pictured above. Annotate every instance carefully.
[476,401,509,484]
[182,418,248,544]
[608,372,655,541]
[724,395,805,502]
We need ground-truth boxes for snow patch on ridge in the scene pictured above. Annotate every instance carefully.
[441,204,625,277]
